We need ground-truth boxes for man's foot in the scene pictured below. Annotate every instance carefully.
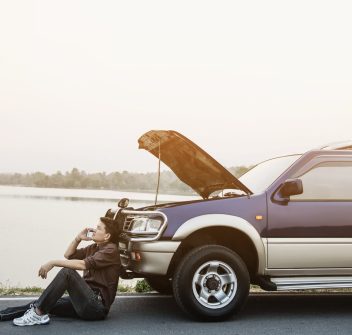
[13,305,50,326]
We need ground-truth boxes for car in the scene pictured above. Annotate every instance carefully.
[105,130,352,321]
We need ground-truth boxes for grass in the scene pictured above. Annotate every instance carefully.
[0,283,44,296]
[2,281,352,296]
[0,280,150,296]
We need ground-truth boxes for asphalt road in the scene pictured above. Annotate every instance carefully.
[1,292,352,334]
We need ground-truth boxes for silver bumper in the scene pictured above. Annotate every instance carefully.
[120,241,181,276]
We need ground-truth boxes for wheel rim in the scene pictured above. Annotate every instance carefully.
[192,260,238,310]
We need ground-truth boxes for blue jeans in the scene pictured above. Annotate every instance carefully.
[0,268,108,321]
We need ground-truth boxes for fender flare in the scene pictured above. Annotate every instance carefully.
[171,214,266,274]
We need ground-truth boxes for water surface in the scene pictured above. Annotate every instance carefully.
[0,186,197,288]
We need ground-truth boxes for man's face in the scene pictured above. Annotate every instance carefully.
[91,220,110,243]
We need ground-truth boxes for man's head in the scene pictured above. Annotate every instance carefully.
[91,217,119,244]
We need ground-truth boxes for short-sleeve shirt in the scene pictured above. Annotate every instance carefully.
[67,242,121,310]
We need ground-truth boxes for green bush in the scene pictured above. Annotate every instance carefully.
[135,279,152,293]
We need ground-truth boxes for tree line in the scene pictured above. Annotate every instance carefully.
[0,166,251,195]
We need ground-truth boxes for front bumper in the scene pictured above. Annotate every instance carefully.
[119,239,181,276]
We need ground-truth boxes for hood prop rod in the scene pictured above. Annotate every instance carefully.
[154,140,161,205]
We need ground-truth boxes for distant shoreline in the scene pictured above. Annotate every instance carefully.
[0,166,250,196]
[0,184,195,197]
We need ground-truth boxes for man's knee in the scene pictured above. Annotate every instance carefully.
[58,267,77,277]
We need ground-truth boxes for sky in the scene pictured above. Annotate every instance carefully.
[1,0,352,174]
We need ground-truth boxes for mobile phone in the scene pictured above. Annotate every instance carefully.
[86,229,95,239]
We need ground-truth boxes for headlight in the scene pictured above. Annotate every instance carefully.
[130,217,163,233]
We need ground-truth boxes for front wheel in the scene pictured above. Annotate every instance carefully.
[172,245,250,321]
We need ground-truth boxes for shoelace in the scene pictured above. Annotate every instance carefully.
[20,307,40,323]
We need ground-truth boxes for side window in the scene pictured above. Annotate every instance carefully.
[291,161,352,201]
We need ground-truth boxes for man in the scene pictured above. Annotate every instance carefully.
[0,216,121,326]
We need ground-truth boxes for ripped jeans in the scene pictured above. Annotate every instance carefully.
[0,268,108,321]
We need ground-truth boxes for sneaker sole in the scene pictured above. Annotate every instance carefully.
[13,319,50,326]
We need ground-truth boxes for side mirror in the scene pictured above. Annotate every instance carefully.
[272,178,303,205]
[280,178,303,197]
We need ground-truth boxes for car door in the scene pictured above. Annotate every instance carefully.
[267,155,352,275]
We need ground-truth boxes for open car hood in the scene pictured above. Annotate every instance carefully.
[138,130,252,199]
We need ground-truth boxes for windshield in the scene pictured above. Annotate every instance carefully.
[239,154,301,194]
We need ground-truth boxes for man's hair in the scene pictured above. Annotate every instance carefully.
[99,217,120,244]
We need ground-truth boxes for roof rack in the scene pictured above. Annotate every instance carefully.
[317,140,352,150]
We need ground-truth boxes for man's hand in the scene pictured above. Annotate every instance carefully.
[64,227,95,259]
[38,261,54,279]
[76,227,95,242]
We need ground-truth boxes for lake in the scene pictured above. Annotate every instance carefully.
[0,186,198,288]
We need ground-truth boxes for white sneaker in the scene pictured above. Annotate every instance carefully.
[13,306,50,326]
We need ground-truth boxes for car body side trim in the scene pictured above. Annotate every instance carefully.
[268,238,352,244]
[271,276,352,290]
[266,268,352,276]
[267,238,352,269]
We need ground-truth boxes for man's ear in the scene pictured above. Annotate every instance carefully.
[105,233,111,241]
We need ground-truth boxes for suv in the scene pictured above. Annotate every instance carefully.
[105,130,352,321]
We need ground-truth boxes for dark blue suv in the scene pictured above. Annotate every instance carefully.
[107,131,352,321]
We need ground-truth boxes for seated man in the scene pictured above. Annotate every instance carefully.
[0,216,121,326]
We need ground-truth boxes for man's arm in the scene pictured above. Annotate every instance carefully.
[64,227,91,259]
[38,259,87,279]
[52,259,86,270]
[64,238,81,259]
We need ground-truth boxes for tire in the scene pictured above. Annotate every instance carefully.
[145,275,173,294]
[172,245,250,321]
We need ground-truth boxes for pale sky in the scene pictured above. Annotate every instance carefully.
[1,0,352,174]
